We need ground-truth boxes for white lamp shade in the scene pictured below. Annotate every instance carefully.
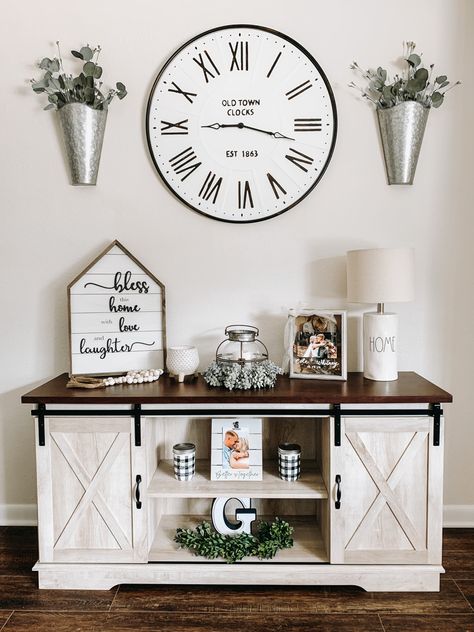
[346,248,415,304]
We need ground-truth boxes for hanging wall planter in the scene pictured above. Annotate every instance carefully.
[58,103,107,185]
[377,101,429,185]
[350,42,460,185]
[30,43,127,186]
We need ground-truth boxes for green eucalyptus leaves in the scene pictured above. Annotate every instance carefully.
[30,42,127,111]
[349,41,460,110]
[175,518,294,563]
[203,360,283,391]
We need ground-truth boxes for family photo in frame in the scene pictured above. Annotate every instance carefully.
[288,310,347,380]
[210,418,263,481]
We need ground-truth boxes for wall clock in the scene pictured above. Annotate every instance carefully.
[146,24,337,223]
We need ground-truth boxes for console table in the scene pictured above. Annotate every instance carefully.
[22,372,452,591]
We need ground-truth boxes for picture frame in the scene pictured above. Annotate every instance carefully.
[67,240,166,376]
[288,309,347,380]
[211,418,263,481]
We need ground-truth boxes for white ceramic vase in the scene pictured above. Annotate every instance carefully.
[166,346,199,382]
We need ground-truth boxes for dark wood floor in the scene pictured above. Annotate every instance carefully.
[0,528,473,631]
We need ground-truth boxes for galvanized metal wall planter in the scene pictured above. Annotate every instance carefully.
[377,102,429,185]
[58,103,107,186]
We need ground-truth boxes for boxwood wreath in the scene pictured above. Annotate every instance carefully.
[175,518,294,563]
[203,360,283,391]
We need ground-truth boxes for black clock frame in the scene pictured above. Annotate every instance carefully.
[145,24,338,224]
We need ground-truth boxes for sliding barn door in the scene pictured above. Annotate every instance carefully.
[36,417,147,563]
[330,416,443,564]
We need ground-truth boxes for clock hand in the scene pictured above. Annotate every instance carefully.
[272,131,295,140]
[201,122,295,140]
[241,124,295,140]
[201,123,241,130]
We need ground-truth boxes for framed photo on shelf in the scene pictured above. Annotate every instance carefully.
[211,419,263,481]
[288,309,347,380]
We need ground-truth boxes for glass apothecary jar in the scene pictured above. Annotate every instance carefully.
[215,325,268,367]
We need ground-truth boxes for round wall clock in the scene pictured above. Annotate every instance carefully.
[146,24,337,223]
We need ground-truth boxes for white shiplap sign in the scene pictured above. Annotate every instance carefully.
[68,241,166,376]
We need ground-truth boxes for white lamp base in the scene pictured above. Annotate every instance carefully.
[363,312,398,381]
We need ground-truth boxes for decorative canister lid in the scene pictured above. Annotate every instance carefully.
[278,443,301,455]
[226,325,259,342]
[173,443,196,455]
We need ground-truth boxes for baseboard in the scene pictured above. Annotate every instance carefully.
[1,504,473,528]
[443,505,474,527]
[0,504,37,526]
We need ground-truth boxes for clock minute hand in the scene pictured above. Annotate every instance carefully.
[240,123,295,141]
[273,131,295,141]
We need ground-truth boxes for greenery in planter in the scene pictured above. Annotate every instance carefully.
[349,41,460,109]
[175,518,294,563]
[203,360,283,391]
[30,42,127,110]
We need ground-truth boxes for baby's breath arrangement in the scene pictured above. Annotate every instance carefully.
[30,42,127,111]
[349,41,460,110]
[203,360,283,391]
[175,518,294,563]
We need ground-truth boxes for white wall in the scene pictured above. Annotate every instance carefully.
[1,0,473,523]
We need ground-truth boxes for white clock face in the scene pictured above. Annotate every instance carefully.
[147,25,337,223]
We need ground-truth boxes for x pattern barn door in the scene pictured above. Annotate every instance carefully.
[330,417,443,564]
[36,417,147,563]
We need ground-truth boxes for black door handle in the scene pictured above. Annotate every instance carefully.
[135,474,142,509]
[335,474,341,509]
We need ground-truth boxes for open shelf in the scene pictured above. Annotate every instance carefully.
[149,514,328,564]
[147,459,328,499]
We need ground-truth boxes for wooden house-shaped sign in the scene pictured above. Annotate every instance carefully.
[68,240,166,376]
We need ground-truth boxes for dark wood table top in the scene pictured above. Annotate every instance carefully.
[21,372,452,405]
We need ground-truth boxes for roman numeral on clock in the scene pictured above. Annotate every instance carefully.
[285,80,312,100]
[193,51,220,83]
[167,81,197,104]
[294,118,322,132]
[229,41,249,71]
[267,173,287,199]
[238,181,254,209]
[285,148,314,172]
[199,171,223,203]
[160,119,188,135]
[169,147,202,181]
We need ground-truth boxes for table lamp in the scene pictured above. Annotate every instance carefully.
[346,248,415,381]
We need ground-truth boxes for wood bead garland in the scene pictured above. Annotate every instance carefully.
[67,369,163,389]
[103,369,163,387]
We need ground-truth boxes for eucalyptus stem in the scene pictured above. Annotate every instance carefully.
[350,41,460,110]
[30,43,127,111]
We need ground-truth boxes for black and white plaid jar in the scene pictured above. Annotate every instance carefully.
[173,443,196,481]
[278,443,301,481]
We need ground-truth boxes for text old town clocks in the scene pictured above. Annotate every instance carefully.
[146,25,337,223]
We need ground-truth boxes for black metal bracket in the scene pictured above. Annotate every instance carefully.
[37,403,45,447]
[133,404,141,447]
[430,403,442,446]
[332,404,341,447]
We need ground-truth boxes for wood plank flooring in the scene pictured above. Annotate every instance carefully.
[0,527,472,631]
